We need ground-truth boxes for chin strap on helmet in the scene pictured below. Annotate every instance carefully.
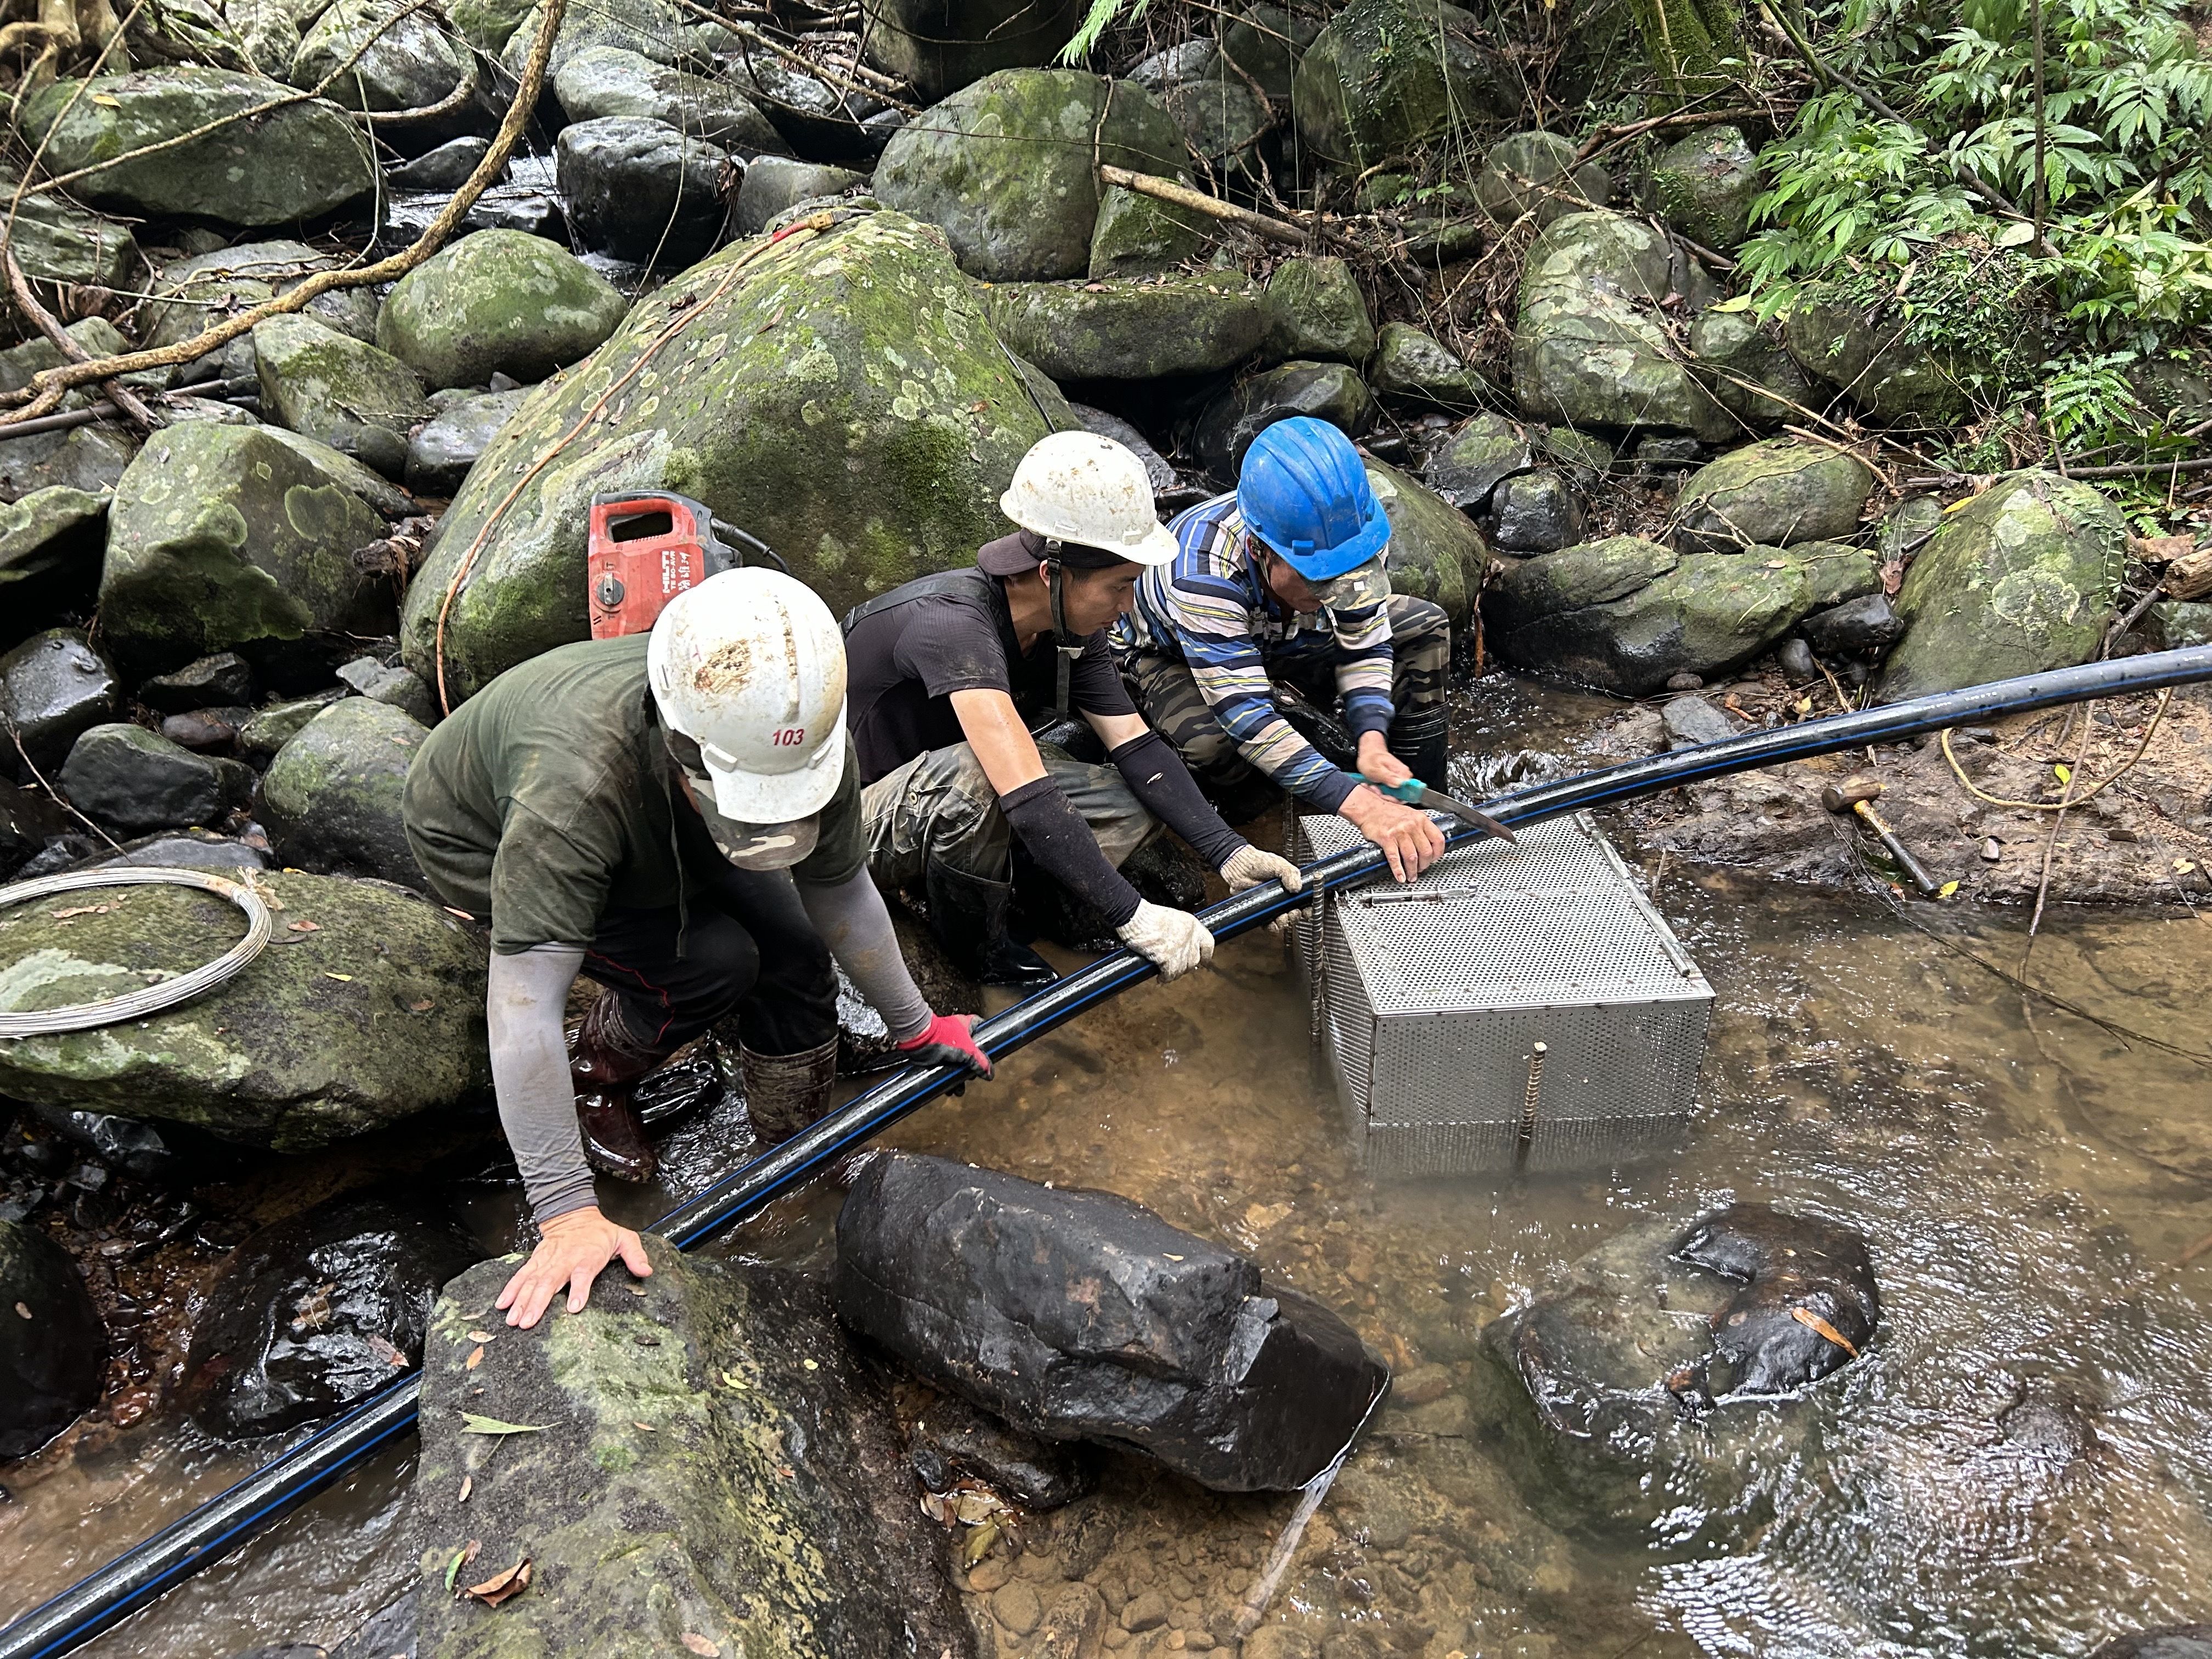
[1042,537,1081,714]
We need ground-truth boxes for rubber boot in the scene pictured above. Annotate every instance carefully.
[926,859,1058,989]
[1388,705,1451,793]
[740,1037,840,1148]
[567,997,668,1183]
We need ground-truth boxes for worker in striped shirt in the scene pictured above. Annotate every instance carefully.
[1119,418,1451,881]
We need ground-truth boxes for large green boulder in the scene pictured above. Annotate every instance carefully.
[100,424,389,681]
[144,241,381,362]
[416,1240,977,1659]
[21,67,375,225]
[0,172,137,294]
[253,314,431,479]
[228,0,303,75]
[983,269,1268,381]
[1263,256,1375,364]
[1370,320,1493,409]
[260,696,428,887]
[0,486,107,591]
[400,213,1068,702]
[1513,210,1733,439]
[860,0,1081,103]
[1649,125,1759,251]
[1489,535,1822,693]
[1783,290,1970,425]
[292,0,471,112]
[1290,0,1516,166]
[874,69,1182,281]
[378,230,629,391]
[498,0,684,82]
[0,870,488,1149]
[1672,437,1875,552]
[1474,129,1608,227]
[449,0,533,54]
[1368,457,1480,628]
[1878,472,2125,699]
[552,44,787,154]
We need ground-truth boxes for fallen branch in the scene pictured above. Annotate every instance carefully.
[1097,163,1308,248]
[3,244,159,430]
[1572,103,1776,165]
[0,0,569,426]
[362,50,480,125]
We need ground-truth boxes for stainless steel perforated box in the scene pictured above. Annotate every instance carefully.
[1293,812,1711,1176]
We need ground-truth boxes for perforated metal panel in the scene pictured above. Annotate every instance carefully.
[1294,813,1710,1176]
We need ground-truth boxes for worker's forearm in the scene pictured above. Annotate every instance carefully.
[998,777,1143,925]
[949,686,1049,793]
[795,867,931,1042]
[485,944,595,1225]
[1107,730,1245,867]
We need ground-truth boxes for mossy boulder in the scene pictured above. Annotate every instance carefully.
[415,1240,977,1659]
[1195,360,1375,480]
[1161,74,1270,175]
[1290,0,1516,166]
[399,213,1068,702]
[1370,321,1493,409]
[1263,256,1375,364]
[1368,456,1480,628]
[1474,129,1607,227]
[552,44,787,155]
[292,0,471,112]
[498,0,684,83]
[1672,437,1875,552]
[1782,290,1970,425]
[144,241,382,365]
[1490,535,1823,693]
[984,269,1268,381]
[0,870,488,1149]
[1780,540,1882,609]
[100,424,389,681]
[0,172,137,294]
[861,0,1082,103]
[260,697,428,887]
[1690,307,1821,425]
[1514,210,1733,439]
[21,67,374,225]
[0,484,108,591]
[1419,411,1534,512]
[1088,183,1214,278]
[254,314,431,479]
[1221,1,1319,98]
[378,231,630,392]
[1878,471,2125,699]
[449,0,533,54]
[1649,124,1759,251]
[227,0,301,75]
[874,69,1182,281]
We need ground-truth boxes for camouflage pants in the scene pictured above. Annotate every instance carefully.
[862,741,1160,893]
[1124,595,1452,814]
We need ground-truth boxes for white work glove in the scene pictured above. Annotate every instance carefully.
[1116,899,1215,981]
[1218,844,1306,935]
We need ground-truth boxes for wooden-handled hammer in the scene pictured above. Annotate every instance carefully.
[1821,776,1941,895]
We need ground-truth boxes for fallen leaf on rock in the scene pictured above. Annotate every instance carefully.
[1938,880,1960,898]
[468,1330,496,1344]
[444,1539,482,1593]
[48,905,110,919]
[288,919,319,933]
[324,972,353,982]
[1790,1306,1860,1359]
[14,1301,31,1319]
[465,1557,532,1607]
[633,1420,657,1432]
[962,1520,1000,1564]
[367,1335,408,1368]
[466,1346,484,1370]
[411,1000,435,1012]
[459,1475,473,1503]
[681,1636,720,1657]
[460,1413,545,1436]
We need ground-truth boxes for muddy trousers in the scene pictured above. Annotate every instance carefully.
[1124,595,1453,821]
[582,865,839,1065]
[861,741,1161,893]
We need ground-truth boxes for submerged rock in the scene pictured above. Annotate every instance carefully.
[260,697,428,886]
[21,67,374,225]
[253,314,431,479]
[400,212,1064,697]
[0,870,489,1149]
[983,269,1267,382]
[59,723,252,832]
[0,628,119,777]
[1675,1203,1880,1396]
[837,1153,1387,1491]
[416,1239,977,1658]
[0,1217,108,1458]
[1291,0,1515,165]
[910,1392,1097,1509]
[379,232,626,393]
[1672,437,1876,552]
[1880,471,2125,699]
[2091,1631,2212,1659]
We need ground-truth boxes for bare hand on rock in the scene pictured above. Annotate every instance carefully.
[496,1205,651,1330]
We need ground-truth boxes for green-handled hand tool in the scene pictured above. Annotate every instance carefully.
[1341,774,1518,842]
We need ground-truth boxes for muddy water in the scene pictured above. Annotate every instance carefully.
[14,677,2212,1657]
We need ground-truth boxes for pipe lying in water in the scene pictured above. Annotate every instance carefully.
[9,641,2212,1659]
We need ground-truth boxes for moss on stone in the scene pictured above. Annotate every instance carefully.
[379,231,629,392]
[1263,257,1376,365]
[1290,0,1517,166]
[253,314,429,476]
[261,696,427,886]
[1672,437,1875,552]
[983,269,1267,382]
[1365,458,1478,627]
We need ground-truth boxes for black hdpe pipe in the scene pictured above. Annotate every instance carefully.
[10,642,2212,1659]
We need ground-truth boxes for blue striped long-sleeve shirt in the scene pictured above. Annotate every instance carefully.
[1121,493,1394,812]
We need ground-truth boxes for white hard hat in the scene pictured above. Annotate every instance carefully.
[647,568,848,823]
[999,431,1178,566]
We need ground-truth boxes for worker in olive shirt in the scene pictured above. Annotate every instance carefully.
[403,569,989,1330]
[847,431,1305,985]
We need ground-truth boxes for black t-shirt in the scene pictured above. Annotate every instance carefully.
[844,538,1137,787]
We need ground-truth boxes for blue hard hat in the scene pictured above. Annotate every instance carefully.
[1236,417,1391,581]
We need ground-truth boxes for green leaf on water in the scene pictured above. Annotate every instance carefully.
[461,1413,546,1436]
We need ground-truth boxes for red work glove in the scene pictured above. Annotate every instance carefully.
[896,1012,992,1079]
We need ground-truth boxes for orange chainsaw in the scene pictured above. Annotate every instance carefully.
[585,492,783,639]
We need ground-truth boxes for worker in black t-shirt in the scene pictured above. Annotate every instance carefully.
[843,432,1305,986]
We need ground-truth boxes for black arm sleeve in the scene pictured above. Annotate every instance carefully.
[999,777,1143,927]
[1107,730,1246,868]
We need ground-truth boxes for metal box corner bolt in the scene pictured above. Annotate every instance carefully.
[1293,813,1712,1176]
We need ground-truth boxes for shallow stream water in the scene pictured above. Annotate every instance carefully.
[8,678,2212,1658]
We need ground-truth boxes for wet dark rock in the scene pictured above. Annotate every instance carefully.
[554,43,787,155]
[1195,360,1375,481]
[160,707,249,750]
[910,1392,1098,1509]
[22,1098,244,1184]
[141,652,256,714]
[1068,404,1175,495]
[260,697,428,885]
[180,1192,481,1437]
[0,628,119,777]
[837,1152,1388,1491]
[1635,434,1706,467]
[416,1239,977,1658]
[733,155,868,235]
[328,1590,419,1659]
[335,657,439,726]
[861,0,1081,103]
[2090,1628,2212,1659]
[294,0,471,115]
[1675,1203,1879,1394]
[1,1216,108,1458]
[1803,592,1907,659]
[1490,469,1583,553]
[378,230,628,393]
[0,786,67,878]
[556,116,732,264]
[1419,411,1534,512]
[719,47,889,160]
[88,828,269,873]
[1660,694,1732,749]
[388,136,492,190]
[1221,1,1318,98]
[403,387,529,496]
[1776,637,1818,681]
[59,723,252,833]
